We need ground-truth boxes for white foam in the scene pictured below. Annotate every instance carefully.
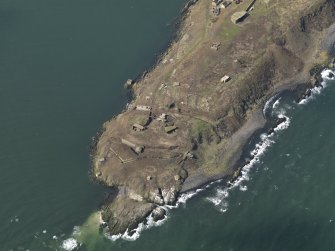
[206,114,291,211]
[239,185,248,191]
[299,69,334,105]
[106,206,170,242]
[274,114,291,132]
[272,98,281,110]
[62,238,78,251]
[107,184,220,242]
[10,216,19,223]
[100,99,293,241]
[263,94,280,115]
[321,69,335,80]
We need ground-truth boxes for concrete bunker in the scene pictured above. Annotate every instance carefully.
[231,11,248,24]
[121,138,144,154]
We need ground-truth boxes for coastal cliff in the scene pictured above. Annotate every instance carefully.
[91,0,335,235]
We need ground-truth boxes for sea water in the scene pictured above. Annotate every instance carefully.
[0,0,186,250]
[2,1,335,250]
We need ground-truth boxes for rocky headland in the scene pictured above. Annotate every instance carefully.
[91,0,335,235]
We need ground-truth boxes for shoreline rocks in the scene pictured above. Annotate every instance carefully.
[152,207,167,222]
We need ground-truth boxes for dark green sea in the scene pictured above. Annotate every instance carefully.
[1,1,335,250]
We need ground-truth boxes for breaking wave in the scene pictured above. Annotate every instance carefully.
[60,68,334,245]
[107,186,209,242]
[299,69,334,105]
[62,238,79,251]
[206,68,333,212]
[206,112,290,212]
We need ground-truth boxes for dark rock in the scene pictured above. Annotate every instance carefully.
[267,127,275,135]
[99,222,108,233]
[102,197,155,235]
[152,207,166,222]
[276,117,287,125]
[305,89,312,97]
[328,72,335,79]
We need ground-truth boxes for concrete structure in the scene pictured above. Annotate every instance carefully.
[121,138,144,154]
[157,113,167,122]
[246,0,257,12]
[211,42,221,50]
[132,123,146,131]
[220,75,231,83]
[220,1,231,9]
[212,0,223,7]
[136,105,152,111]
[231,11,248,24]
[165,125,177,134]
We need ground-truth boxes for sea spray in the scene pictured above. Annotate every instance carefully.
[60,212,103,250]
[104,114,291,240]
[60,68,334,245]
[62,238,79,251]
[206,113,291,211]
[106,187,209,241]
[206,68,334,212]
[299,69,334,105]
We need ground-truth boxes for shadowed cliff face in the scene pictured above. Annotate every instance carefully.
[92,0,335,235]
[323,24,335,56]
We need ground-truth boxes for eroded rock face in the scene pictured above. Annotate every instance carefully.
[161,186,177,205]
[149,188,164,205]
[101,197,155,235]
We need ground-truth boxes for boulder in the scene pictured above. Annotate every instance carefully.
[152,207,166,222]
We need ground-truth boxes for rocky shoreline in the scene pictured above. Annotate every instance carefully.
[90,0,335,236]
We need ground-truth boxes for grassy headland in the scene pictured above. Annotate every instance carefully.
[91,0,335,235]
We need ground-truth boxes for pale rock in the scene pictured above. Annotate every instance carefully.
[128,190,144,202]
[149,189,164,205]
[161,186,177,205]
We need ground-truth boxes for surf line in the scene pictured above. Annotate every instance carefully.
[61,69,334,247]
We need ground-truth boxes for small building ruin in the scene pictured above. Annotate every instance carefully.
[165,125,177,134]
[211,42,221,51]
[132,123,146,132]
[157,113,167,123]
[136,105,152,111]
[231,11,248,24]
[121,138,144,154]
[220,75,231,83]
